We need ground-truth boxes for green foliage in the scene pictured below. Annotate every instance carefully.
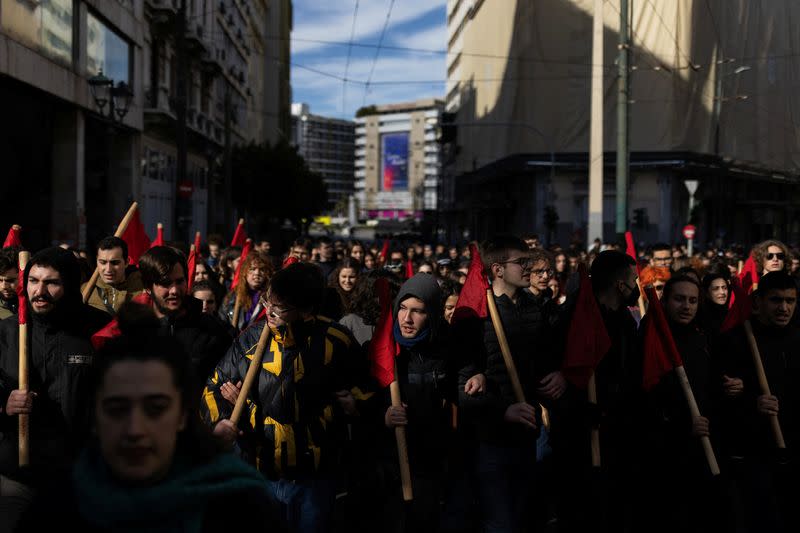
[355,105,378,118]
[230,140,328,229]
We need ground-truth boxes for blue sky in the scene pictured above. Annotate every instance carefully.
[291,0,447,119]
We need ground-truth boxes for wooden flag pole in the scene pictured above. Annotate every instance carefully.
[390,361,414,501]
[587,372,601,467]
[674,365,721,475]
[231,298,242,328]
[743,320,786,448]
[82,202,139,303]
[17,251,30,466]
[485,289,526,403]
[230,323,271,425]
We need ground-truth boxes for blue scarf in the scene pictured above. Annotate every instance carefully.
[72,446,268,533]
[393,321,430,349]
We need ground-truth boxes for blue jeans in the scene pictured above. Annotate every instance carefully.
[265,477,336,533]
[475,442,537,533]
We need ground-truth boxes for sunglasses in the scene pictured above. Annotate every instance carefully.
[766,253,786,261]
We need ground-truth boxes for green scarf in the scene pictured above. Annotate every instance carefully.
[72,447,268,533]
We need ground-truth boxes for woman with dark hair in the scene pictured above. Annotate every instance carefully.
[339,269,401,347]
[321,257,361,320]
[416,259,436,275]
[217,246,242,292]
[347,240,366,266]
[219,250,273,330]
[699,262,732,339]
[362,252,376,271]
[16,304,273,532]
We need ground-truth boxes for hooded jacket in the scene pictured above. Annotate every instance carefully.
[0,247,110,476]
[391,274,454,472]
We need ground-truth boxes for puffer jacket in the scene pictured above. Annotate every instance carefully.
[201,316,358,480]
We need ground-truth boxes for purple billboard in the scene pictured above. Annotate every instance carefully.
[381,133,409,191]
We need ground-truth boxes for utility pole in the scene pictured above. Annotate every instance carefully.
[588,0,604,246]
[615,0,630,241]
[175,0,189,241]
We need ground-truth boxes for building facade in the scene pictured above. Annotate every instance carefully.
[443,0,800,247]
[290,103,355,214]
[354,98,443,224]
[142,0,292,243]
[0,0,290,251]
[1,0,145,250]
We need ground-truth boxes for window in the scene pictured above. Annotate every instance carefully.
[87,11,131,84]
[1,0,73,64]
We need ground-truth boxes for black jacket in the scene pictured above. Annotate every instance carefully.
[201,316,358,480]
[391,274,457,471]
[714,320,800,459]
[0,304,108,476]
[159,299,232,389]
[460,288,558,447]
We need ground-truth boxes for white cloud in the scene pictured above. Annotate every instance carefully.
[291,0,446,54]
[390,24,446,52]
[292,53,445,118]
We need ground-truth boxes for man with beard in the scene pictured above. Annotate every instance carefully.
[82,236,145,315]
[0,250,18,320]
[0,247,110,529]
[138,247,231,389]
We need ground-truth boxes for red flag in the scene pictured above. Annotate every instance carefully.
[150,223,164,248]
[404,259,414,279]
[120,210,151,265]
[281,255,299,269]
[187,245,197,291]
[625,231,641,274]
[231,219,247,247]
[16,264,28,326]
[378,239,390,265]
[452,243,489,324]
[739,254,759,295]
[231,238,252,289]
[641,286,684,390]
[368,277,398,387]
[91,293,153,350]
[193,231,202,258]
[720,277,752,333]
[562,264,612,388]
[3,225,22,249]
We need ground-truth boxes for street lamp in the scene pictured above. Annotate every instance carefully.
[88,70,133,122]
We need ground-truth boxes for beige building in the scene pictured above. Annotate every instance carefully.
[444,0,800,245]
[354,99,443,222]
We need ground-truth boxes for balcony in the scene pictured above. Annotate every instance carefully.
[185,23,209,55]
[146,0,178,25]
[200,47,223,75]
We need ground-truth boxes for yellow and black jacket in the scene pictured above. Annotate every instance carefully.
[201,316,362,480]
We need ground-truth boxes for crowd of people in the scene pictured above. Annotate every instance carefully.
[0,229,797,533]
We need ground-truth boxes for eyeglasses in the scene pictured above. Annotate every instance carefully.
[498,257,534,269]
[766,253,786,261]
[262,298,295,318]
[531,268,554,277]
[653,284,666,291]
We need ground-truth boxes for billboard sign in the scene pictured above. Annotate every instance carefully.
[381,133,409,191]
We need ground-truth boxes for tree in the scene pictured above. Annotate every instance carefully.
[355,105,378,118]
[230,140,328,232]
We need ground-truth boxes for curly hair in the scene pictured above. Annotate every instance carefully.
[230,250,273,310]
[346,269,401,325]
[639,266,671,288]
[751,239,791,274]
